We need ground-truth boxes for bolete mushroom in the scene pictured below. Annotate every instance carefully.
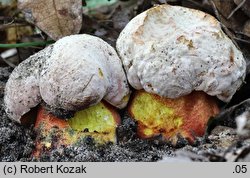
[4,34,130,146]
[5,34,130,123]
[116,4,246,143]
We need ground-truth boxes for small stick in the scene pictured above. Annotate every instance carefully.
[227,0,246,19]
[209,0,240,48]
[0,56,16,68]
[234,37,250,44]
[0,23,28,30]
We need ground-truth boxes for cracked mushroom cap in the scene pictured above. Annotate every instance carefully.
[4,34,130,123]
[116,4,246,102]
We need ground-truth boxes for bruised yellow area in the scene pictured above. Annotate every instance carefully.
[68,102,118,143]
[130,91,183,138]
[69,102,115,132]
[98,68,104,78]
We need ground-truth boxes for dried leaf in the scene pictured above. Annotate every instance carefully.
[18,0,82,40]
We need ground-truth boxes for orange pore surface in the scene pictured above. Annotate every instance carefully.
[128,90,220,143]
[35,107,69,130]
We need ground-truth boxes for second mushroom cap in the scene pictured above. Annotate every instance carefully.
[116,4,246,102]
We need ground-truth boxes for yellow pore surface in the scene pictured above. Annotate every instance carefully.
[130,91,183,138]
[129,90,219,143]
[67,102,118,143]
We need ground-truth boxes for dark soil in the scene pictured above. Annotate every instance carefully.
[0,67,35,161]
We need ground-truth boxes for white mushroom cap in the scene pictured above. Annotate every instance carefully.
[4,46,53,122]
[116,4,246,102]
[4,34,130,122]
[40,34,130,111]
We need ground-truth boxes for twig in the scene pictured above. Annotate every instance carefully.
[234,37,250,44]
[0,56,16,68]
[209,0,221,22]
[227,0,246,19]
[0,23,29,30]
[209,0,240,49]
[0,16,27,24]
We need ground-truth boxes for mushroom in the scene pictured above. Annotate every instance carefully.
[116,4,246,143]
[4,34,130,123]
[116,4,246,102]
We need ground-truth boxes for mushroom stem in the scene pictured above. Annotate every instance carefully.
[34,101,120,157]
[128,90,220,144]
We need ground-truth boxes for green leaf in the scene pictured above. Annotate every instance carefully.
[0,40,54,48]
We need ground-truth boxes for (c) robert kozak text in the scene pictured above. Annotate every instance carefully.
[20,165,87,174]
